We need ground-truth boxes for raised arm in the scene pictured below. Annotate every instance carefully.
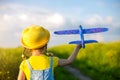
[58,44,82,66]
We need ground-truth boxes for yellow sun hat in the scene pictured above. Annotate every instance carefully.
[21,25,50,49]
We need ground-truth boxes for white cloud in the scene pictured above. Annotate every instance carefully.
[0,3,66,47]
[89,34,103,42]
[84,33,104,45]
[0,3,66,29]
[0,4,67,29]
[46,13,65,28]
[19,14,28,21]
[84,14,113,26]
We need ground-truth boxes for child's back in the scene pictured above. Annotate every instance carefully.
[20,55,58,80]
[26,56,53,80]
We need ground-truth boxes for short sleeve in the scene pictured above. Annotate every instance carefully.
[53,57,59,67]
[19,60,26,71]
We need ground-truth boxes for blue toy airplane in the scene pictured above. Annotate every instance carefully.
[54,25,108,48]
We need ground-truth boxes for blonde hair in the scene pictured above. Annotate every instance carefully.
[22,45,47,60]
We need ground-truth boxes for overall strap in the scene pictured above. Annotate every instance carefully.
[49,57,53,75]
[49,57,54,80]
[50,57,53,69]
[26,59,32,71]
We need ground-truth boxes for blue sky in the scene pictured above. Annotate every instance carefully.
[0,0,120,47]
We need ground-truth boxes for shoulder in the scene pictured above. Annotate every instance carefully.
[51,56,59,67]
[53,56,59,61]
[20,60,26,66]
[19,60,28,70]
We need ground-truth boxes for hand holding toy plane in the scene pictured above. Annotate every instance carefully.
[54,25,108,48]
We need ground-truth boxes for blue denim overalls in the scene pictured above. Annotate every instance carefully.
[26,57,54,80]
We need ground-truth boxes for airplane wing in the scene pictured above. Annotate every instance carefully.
[83,28,108,34]
[54,28,108,35]
[69,40,98,44]
[54,29,79,35]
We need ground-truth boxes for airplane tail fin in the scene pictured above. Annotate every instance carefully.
[69,40,98,48]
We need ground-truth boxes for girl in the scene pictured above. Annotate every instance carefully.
[17,25,82,80]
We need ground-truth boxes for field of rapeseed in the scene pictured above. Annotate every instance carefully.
[0,41,120,80]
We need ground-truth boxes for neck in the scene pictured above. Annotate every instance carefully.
[31,50,44,56]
